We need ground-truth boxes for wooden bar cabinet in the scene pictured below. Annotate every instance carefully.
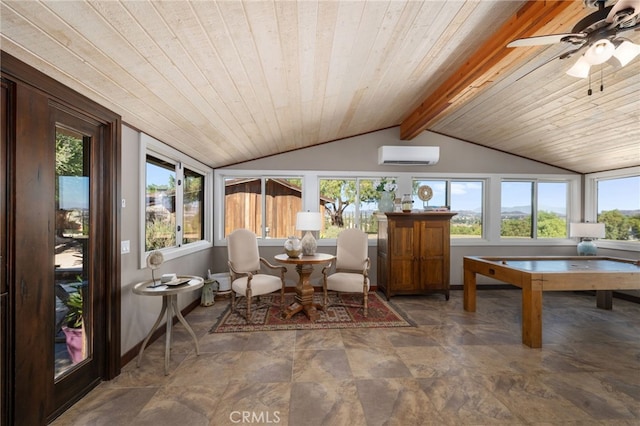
[377,212,456,300]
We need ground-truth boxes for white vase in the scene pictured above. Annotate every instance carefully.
[378,192,394,213]
[284,235,302,257]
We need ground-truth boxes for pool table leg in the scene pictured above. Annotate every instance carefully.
[463,268,476,312]
[596,290,613,310]
[521,283,542,348]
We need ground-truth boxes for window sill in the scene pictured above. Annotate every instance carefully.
[140,240,212,269]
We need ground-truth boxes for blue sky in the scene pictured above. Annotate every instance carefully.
[147,163,174,186]
[58,177,89,210]
[597,176,640,211]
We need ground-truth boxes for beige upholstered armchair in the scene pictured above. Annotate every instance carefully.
[322,228,370,317]
[227,228,287,322]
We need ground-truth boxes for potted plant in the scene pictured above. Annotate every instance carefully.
[61,288,86,364]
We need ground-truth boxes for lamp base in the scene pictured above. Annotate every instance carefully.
[300,231,317,256]
[577,239,598,256]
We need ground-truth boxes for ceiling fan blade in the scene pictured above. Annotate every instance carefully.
[507,33,584,48]
[606,0,640,24]
[513,47,584,82]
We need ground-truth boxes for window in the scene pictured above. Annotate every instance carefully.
[319,177,386,239]
[145,156,177,250]
[451,181,484,238]
[412,179,484,238]
[596,175,640,243]
[537,182,568,238]
[223,176,303,239]
[141,133,212,263]
[183,168,205,244]
[214,170,578,247]
[500,180,568,239]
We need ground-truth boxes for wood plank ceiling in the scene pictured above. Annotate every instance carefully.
[1,0,638,173]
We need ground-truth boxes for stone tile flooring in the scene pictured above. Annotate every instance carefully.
[51,290,640,425]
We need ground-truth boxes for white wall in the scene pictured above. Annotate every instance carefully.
[120,125,213,355]
[225,127,572,175]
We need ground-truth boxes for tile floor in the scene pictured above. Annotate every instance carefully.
[52,290,640,426]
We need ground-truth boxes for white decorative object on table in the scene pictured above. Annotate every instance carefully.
[284,235,302,258]
[146,250,164,286]
[296,211,323,256]
[374,177,397,213]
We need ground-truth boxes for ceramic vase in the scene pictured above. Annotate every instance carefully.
[378,192,394,213]
[284,235,302,257]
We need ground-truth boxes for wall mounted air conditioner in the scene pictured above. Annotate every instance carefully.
[377,145,440,165]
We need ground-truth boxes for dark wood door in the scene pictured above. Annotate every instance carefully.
[3,52,121,425]
[12,91,104,422]
[1,77,10,426]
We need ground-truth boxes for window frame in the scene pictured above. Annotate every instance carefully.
[139,133,213,267]
[411,177,487,240]
[585,166,640,252]
[214,169,580,248]
[498,178,573,241]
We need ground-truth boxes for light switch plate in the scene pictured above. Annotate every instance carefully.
[121,240,130,254]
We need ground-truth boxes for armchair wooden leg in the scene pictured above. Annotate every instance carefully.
[363,294,368,318]
[246,289,252,323]
[280,286,285,310]
[323,285,328,310]
[231,291,236,313]
[363,283,368,318]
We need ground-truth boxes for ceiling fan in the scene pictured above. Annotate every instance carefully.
[507,0,640,78]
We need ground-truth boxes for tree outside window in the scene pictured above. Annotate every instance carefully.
[145,155,205,251]
[319,178,385,239]
[597,176,640,242]
[501,180,568,239]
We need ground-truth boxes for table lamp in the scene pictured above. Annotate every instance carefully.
[296,211,322,256]
[569,222,605,256]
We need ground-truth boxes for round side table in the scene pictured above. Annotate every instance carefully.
[133,275,203,375]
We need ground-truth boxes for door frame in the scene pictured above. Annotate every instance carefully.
[1,51,121,424]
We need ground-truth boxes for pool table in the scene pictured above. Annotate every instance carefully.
[463,256,640,348]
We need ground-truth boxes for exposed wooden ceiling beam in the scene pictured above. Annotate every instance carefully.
[400,0,584,140]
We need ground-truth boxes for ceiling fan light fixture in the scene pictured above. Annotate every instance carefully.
[583,38,615,65]
[613,40,640,66]
[566,55,591,78]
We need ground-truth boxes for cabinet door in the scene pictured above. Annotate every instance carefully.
[388,219,416,291]
[416,220,446,291]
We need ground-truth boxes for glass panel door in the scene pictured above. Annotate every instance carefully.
[54,126,91,380]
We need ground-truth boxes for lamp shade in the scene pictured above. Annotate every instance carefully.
[583,39,615,65]
[613,40,640,67]
[566,56,591,78]
[296,211,322,231]
[569,222,605,239]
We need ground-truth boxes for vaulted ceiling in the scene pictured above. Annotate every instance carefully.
[1,0,639,173]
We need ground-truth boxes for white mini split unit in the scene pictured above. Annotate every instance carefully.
[377,145,440,165]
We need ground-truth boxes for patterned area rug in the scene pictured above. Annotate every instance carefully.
[209,292,414,333]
